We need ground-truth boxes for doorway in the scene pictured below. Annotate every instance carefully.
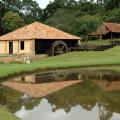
[9,42,13,54]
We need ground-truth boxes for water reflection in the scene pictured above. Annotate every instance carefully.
[0,85,42,113]
[12,71,81,83]
[1,69,120,120]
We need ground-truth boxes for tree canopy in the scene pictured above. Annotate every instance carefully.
[1,11,25,34]
[0,0,120,37]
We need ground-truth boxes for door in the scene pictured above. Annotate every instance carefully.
[35,40,42,54]
[9,42,13,54]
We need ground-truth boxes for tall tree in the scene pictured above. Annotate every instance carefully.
[105,0,120,10]
[2,0,22,12]
[22,0,42,22]
[0,1,8,35]
[1,11,25,34]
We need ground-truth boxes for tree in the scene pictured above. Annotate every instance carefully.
[2,0,22,12]
[45,9,75,34]
[73,14,102,37]
[0,1,8,35]
[103,8,120,23]
[22,0,42,22]
[24,14,36,25]
[105,0,120,10]
[1,11,25,34]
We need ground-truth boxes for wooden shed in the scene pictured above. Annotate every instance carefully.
[0,22,81,56]
[89,22,120,40]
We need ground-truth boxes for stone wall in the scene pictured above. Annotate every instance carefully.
[0,56,26,63]
[0,40,35,55]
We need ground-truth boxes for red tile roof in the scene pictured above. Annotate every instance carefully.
[102,22,120,33]
[89,30,110,36]
[0,22,81,41]
[89,22,120,36]
[2,80,81,98]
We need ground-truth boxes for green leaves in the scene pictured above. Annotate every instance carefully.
[73,14,102,37]
[45,9,75,33]
[103,8,120,23]
[1,11,25,34]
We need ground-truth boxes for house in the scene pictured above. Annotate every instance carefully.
[89,22,120,40]
[0,22,81,56]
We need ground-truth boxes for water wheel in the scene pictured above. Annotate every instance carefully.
[49,41,68,56]
[52,71,68,81]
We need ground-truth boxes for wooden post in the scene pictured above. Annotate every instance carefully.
[87,35,89,41]
[18,40,19,54]
[85,35,88,46]
[100,35,102,41]
[78,40,81,46]
[5,41,7,55]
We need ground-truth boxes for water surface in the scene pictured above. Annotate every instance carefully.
[0,69,120,120]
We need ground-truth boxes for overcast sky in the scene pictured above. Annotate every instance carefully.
[35,0,53,8]
[35,0,79,9]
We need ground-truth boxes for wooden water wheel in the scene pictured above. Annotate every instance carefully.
[49,41,68,56]
[52,71,68,81]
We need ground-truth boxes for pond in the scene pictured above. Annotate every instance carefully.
[0,69,120,120]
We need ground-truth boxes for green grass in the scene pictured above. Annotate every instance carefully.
[82,39,120,45]
[0,105,20,120]
[9,61,23,64]
[0,45,120,79]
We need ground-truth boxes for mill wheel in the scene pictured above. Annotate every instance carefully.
[52,71,68,81]
[49,41,68,56]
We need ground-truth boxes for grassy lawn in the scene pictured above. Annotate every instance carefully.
[0,45,120,79]
[0,105,20,120]
[81,39,120,45]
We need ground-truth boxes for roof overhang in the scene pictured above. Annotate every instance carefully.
[0,38,82,41]
[89,30,110,36]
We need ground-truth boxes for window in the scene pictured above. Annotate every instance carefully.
[21,77,25,82]
[21,41,24,50]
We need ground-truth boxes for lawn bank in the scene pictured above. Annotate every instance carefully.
[0,45,120,80]
[0,105,20,120]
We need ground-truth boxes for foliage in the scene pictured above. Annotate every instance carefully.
[43,0,120,38]
[23,14,36,25]
[46,80,102,112]
[1,11,25,34]
[21,0,42,21]
[0,104,20,120]
[103,8,120,23]
[45,9,75,33]
[0,84,42,113]
[0,0,120,37]
[105,0,120,10]
[73,14,102,37]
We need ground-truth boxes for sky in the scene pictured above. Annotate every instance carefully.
[35,0,79,9]
[35,0,54,9]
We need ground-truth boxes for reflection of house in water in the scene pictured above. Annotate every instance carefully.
[91,74,120,91]
[92,80,110,90]
[93,80,120,91]
[3,69,120,98]
[13,74,36,83]
[3,71,82,98]
[13,71,82,84]
[104,81,120,91]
